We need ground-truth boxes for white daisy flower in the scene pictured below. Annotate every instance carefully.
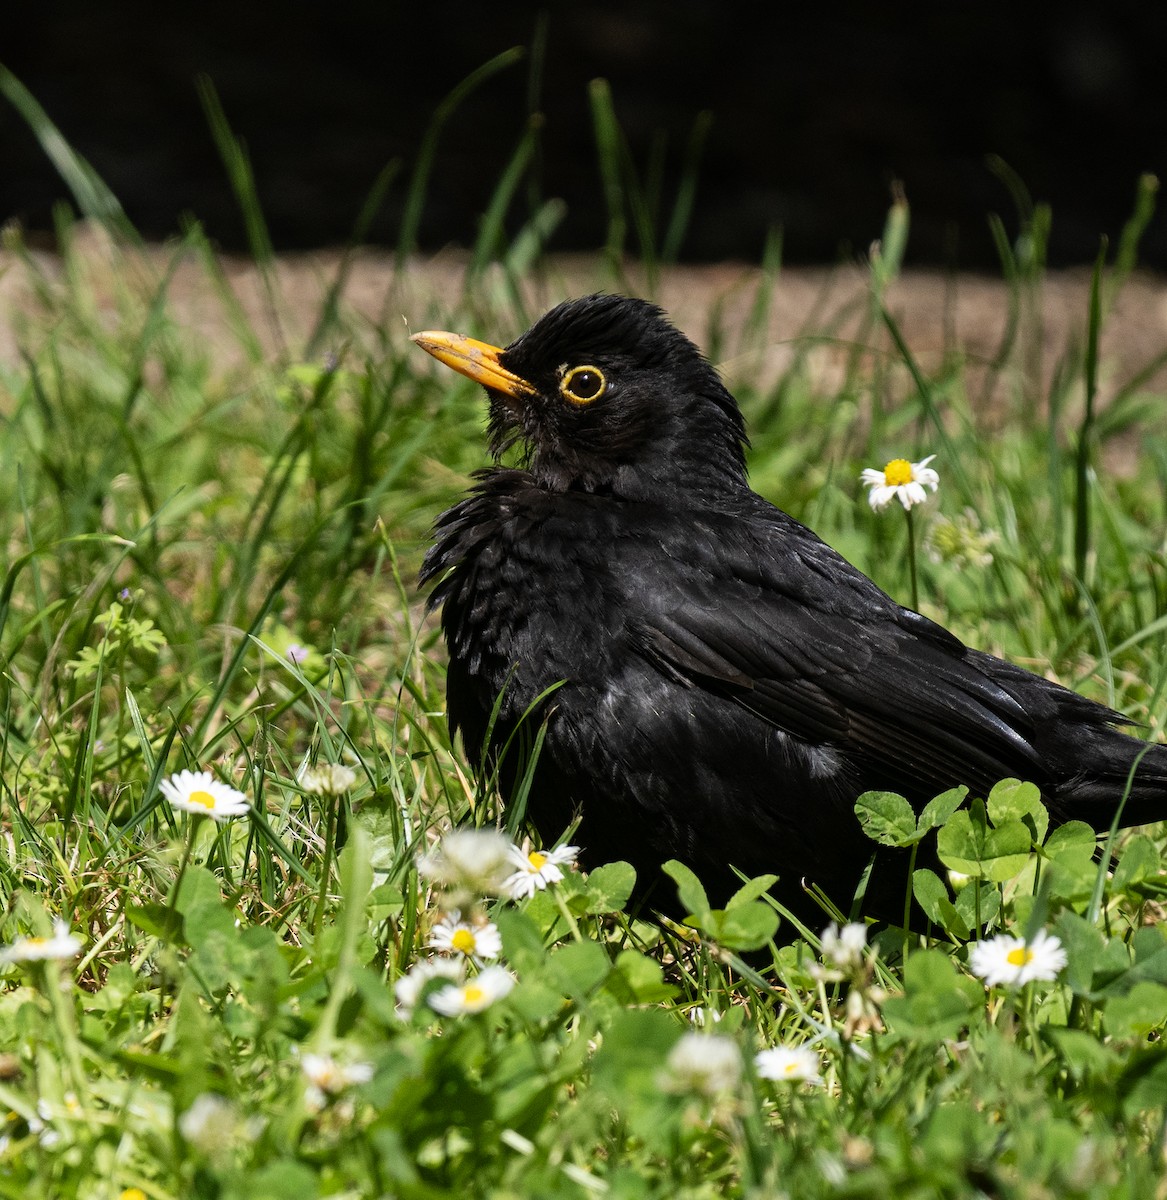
[160,769,249,822]
[860,455,940,511]
[502,841,580,900]
[393,957,465,1015]
[418,829,514,898]
[178,1093,239,1153]
[969,929,1067,988]
[661,1033,742,1096]
[429,913,503,961]
[0,920,83,965]
[300,1052,374,1094]
[754,1044,823,1084]
[298,762,358,796]
[427,965,515,1016]
[300,1052,373,1109]
[821,921,868,971]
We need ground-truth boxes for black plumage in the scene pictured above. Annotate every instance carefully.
[413,294,1167,926]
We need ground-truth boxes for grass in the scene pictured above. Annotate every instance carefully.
[2,63,1167,1199]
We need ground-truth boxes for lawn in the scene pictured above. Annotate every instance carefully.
[2,74,1167,1199]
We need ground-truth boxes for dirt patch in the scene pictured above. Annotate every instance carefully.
[3,225,1167,422]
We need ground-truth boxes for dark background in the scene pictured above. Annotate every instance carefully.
[4,2,1166,269]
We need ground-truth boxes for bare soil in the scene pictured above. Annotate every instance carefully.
[3,227,1166,450]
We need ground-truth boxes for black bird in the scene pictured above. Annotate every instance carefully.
[413,294,1167,926]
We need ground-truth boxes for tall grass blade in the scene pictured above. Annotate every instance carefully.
[0,65,138,241]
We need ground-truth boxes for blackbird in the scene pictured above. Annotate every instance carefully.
[413,293,1167,926]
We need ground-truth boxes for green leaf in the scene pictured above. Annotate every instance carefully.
[604,950,679,1005]
[953,880,1001,934]
[592,1008,679,1095]
[1044,1027,1115,1081]
[704,902,780,952]
[1044,821,1099,903]
[987,778,1049,845]
[494,907,548,973]
[918,785,968,832]
[545,940,611,999]
[1113,835,1162,893]
[1119,1050,1167,1118]
[855,790,920,847]
[663,859,711,920]
[1044,820,1097,865]
[125,902,185,944]
[1105,981,1167,1039]
[937,810,1032,880]
[912,869,969,939]
[1053,911,1110,995]
[580,860,636,914]
[882,949,982,1042]
[727,873,779,909]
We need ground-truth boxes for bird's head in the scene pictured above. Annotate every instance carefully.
[411,294,749,498]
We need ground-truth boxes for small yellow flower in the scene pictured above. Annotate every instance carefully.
[0,920,83,965]
[429,913,503,961]
[502,841,580,900]
[969,929,1067,987]
[393,957,465,1015]
[427,965,515,1016]
[754,1043,822,1084]
[160,769,249,821]
[861,455,939,511]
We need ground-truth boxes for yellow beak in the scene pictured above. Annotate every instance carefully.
[410,330,535,399]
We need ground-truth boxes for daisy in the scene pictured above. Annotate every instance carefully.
[300,1052,373,1109]
[754,1044,823,1084]
[298,762,358,796]
[429,913,503,962]
[861,455,940,512]
[969,929,1067,988]
[393,957,465,1015]
[160,769,249,822]
[661,1033,742,1096]
[0,920,83,965]
[178,1093,239,1155]
[427,965,515,1016]
[821,921,867,972]
[418,829,514,898]
[502,841,580,900]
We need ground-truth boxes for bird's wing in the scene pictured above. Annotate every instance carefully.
[625,513,1049,799]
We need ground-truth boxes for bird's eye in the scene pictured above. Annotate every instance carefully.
[560,365,607,405]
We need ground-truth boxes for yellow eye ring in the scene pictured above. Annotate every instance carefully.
[560,364,607,405]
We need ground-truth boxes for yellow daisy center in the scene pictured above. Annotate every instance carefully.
[527,851,547,871]
[1006,947,1035,967]
[462,984,485,1006]
[189,789,216,809]
[783,1062,799,1076]
[25,937,46,948]
[883,458,913,487]
[450,929,477,954]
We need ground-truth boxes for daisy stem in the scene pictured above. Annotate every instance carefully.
[552,887,585,943]
[902,840,918,956]
[168,817,200,912]
[313,791,340,938]
[41,960,86,1094]
[904,505,919,610]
